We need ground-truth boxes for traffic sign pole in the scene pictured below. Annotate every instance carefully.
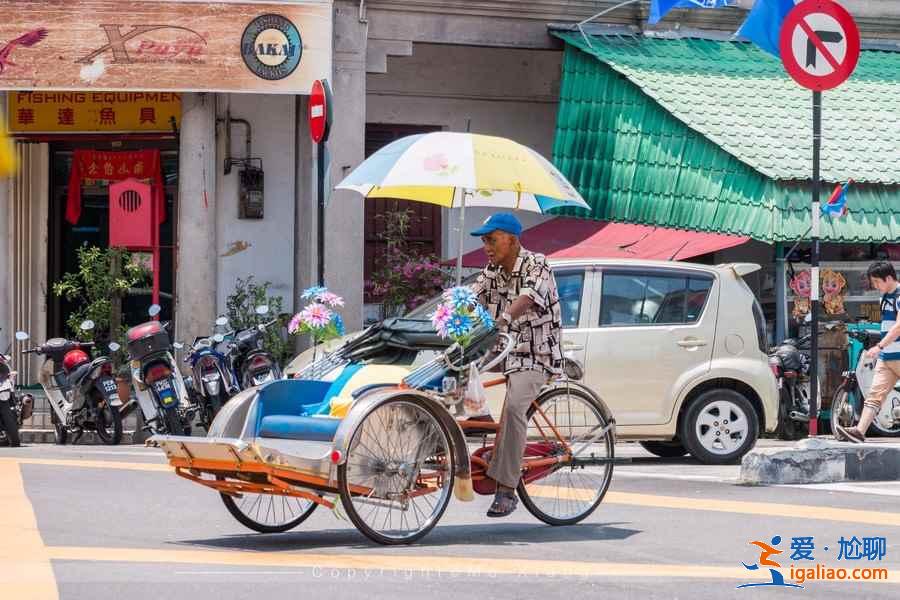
[779,0,860,436]
[317,138,325,287]
[809,90,822,437]
[309,79,333,287]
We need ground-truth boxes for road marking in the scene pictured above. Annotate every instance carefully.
[782,482,900,498]
[44,546,898,583]
[0,462,59,600]
[614,470,736,482]
[0,457,169,472]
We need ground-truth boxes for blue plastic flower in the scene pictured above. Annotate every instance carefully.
[333,313,346,336]
[447,314,472,338]
[445,286,476,309]
[475,304,494,329]
[301,286,327,300]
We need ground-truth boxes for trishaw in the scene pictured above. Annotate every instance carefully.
[149,321,618,545]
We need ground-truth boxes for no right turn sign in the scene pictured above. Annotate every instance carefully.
[779,0,860,91]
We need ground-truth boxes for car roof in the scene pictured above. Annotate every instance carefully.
[546,257,746,273]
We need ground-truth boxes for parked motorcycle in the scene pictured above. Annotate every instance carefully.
[126,304,193,436]
[184,315,241,430]
[230,305,282,388]
[768,335,812,440]
[23,321,123,445]
[0,330,34,447]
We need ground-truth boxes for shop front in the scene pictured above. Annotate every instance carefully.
[0,0,334,382]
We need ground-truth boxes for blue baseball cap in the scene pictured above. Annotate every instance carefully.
[470,212,522,237]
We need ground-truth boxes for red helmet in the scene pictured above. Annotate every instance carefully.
[62,349,90,373]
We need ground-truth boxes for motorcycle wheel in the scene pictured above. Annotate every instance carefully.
[50,410,68,445]
[0,402,21,447]
[776,388,808,441]
[161,408,183,436]
[92,396,123,445]
[208,393,224,420]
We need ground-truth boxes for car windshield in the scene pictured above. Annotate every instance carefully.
[403,272,480,318]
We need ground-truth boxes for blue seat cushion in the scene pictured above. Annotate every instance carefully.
[258,415,341,442]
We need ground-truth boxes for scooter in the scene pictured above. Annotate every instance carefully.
[126,304,193,436]
[23,320,123,445]
[0,330,34,447]
[184,315,241,430]
[230,305,282,388]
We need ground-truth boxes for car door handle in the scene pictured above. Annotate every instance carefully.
[677,339,708,348]
[563,342,585,352]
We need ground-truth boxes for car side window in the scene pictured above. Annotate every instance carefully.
[554,270,585,329]
[600,272,713,327]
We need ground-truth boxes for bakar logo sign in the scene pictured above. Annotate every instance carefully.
[240,14,302,81]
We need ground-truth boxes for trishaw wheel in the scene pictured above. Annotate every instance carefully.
[338,398,454,545]
[219,480,318,534]
[517,387,615,526]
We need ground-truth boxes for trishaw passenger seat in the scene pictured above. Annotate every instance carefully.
[258,415,342,442]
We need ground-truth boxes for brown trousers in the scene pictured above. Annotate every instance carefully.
[865,360,900,411]
[487,369,547,489]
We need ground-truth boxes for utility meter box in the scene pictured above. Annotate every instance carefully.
[238,167,264,219]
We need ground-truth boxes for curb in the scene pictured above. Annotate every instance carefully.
[19,429,140,445]
[740,437,900,485]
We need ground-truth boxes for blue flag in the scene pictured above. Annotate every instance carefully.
[737,0,796,58]
[649,0,732,25]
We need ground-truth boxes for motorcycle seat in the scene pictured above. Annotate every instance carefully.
[258,415,341,442]
[67,363,93,388]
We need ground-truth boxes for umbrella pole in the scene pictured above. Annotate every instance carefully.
[456,188,467,286]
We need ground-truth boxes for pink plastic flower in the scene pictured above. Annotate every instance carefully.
[302,303,333,328]
[319,292,345,308]
[430,303,453,333]
[288,313,303,334]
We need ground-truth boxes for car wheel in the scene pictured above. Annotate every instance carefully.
[680,389,759,465]
[639,441,688,458]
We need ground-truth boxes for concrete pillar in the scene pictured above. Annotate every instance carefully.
[175,93,217,346]
[326,1,368,330]
[0,91,9,352]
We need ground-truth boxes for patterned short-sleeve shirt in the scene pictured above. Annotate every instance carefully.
[470,248,562,376]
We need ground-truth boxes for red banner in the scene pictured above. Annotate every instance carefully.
[66,149,165,225]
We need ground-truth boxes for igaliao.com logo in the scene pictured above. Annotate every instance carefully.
[737,535,889,589]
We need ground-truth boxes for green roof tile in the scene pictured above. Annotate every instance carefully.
[554,32,900,184]
[551,33,900,244]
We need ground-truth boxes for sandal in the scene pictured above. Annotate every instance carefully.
[835,424,865,444]
[486,491,518,518]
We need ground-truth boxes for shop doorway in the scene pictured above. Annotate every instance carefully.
[47,139,179,338]
[363,123,443,303]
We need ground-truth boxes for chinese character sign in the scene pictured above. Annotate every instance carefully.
[66,149,165,225]
[7,91,180,133]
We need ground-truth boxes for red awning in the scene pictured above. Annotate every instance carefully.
[460,218,749,267]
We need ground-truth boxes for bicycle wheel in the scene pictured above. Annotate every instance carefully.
[517,386,615,526]
[220,481,318,533]
[338,398,454,545]
[831,383,858,435]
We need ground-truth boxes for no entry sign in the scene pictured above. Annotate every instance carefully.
[309,79,332,143]
[780,0,860,91]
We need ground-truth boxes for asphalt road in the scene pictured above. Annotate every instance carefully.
[2,441,900,600]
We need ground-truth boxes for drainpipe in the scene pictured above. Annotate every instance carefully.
[774,242,787,343]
